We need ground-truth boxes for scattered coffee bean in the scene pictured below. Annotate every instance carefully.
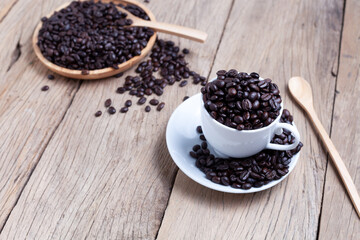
[183,96,189,101]
[108,106,116,114]
[41,85,49,91]
[47,74,54,80]
[105,99,112,108]
[116,87,126,94]
[114,72,124,78]
[125,100,132,107]
[182,48,189,54]
[202,70,281,130]
[149,99,159,106]
[199,134,206,141]
[95,111,102,117]
[190,110,303,190]
[157,102,165,111]
[138,97,146,105]
[38,1,154,70]
[196,126,203,134]
[120,107,128,113]
[145,105,151,112]
[179,80,188,87]
[109,38,206,114]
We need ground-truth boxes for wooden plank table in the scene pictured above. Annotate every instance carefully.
[0,0,358,239]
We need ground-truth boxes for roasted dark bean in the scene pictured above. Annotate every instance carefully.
[108,107,116,114]
[149,99,159,105]
[145,105,151,112]
[120,107,128,113]
[41,85,49,91]
[196,126,203,134]
[157,102,165,111]
[47,74,55,80]
[125,100,132,107]
[105,99,112,108]
[138,97,146,105]
[94,111,102,117]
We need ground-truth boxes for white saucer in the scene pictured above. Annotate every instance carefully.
[166,93,300,193]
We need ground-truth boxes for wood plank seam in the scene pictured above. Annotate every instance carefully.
[153,2,235,238]
[315,0,347,238]
[0,81,82,234]
[203,0,236,82]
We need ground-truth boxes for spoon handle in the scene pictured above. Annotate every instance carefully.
[306,107,360,218]
[131,21,207,43]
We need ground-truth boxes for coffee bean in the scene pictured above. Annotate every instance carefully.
[179,80,188,87]
[138,97,146,105]
[182,48,189,54]
[196,126,203,134]
[125,100,132,107]
[108,106,116,114]
[94,111,102,117]
[41,85,49,91]
[149,99,159,105]
[199,134,206,141]
[114,72,123,78]
[183,96,189,101]
[47,74,55,80]
[105,99,112,108]
[81,70,90,75]
[145,105,151,112]
[116,87,126,94]
[120,107,128,113]
[157,102,165,111]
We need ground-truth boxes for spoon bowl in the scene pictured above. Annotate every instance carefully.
[32,0,157,80]
[288,76,314,110]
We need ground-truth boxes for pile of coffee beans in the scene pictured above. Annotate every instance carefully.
[37,1,154,71]
[189,110,303,190]
[201,70,282,130]
[95,38,206,115]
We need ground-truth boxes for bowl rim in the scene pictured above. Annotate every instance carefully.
[32,0,157,80]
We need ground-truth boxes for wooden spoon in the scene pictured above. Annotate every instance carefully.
[120,8,207,43]
[32,0,206,80]
[289,76,360,218]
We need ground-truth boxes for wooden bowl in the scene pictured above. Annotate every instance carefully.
[32,0,157,80]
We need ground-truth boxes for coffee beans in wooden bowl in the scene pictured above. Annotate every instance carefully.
[190,109,303,190]
[201,70,282,130]
[37,1,154,71]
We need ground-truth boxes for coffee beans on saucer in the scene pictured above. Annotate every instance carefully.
[201,70,282,130]
[37,1,154,70]
[190,110,303,190]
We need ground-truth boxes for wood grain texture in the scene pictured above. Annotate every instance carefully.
[0,0,79,229]
[157,0,343,239]
[0,0,18,23]
[0,0,233,239]
[318,0,360,238]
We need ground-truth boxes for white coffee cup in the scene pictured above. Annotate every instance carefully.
[200,99,300,158]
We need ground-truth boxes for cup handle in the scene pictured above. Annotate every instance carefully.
[266,122,300,151]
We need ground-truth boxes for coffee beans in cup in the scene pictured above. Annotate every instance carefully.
[201,70,282,130]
